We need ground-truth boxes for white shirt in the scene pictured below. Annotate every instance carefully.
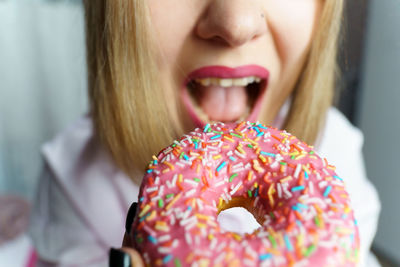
[29,108,381,267]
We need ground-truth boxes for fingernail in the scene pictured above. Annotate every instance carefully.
[125,202,137,234]
[109,248,131,267]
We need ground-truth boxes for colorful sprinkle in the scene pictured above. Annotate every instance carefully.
[148,235,158,244]
[334,175,344,181]
[210,134,222,140]
[323,185,332,197]
[304,244,317,257]
[163,254,173,264]
[174,258,182,267]
[259,253,272,261]
[291,186,305,192]
[158,199,164,208]
[216,161,227,172]
[230,132,243,138]
[229,173,238,182]
[284,234,293,251]
[260,151,276,157]
[203,124,210,133]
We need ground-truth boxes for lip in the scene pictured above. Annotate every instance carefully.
[181,64,270,127]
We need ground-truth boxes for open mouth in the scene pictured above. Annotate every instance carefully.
[181,65,269,128]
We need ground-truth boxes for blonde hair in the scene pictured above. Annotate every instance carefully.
[83,0,344,183]
[285,0,344,144]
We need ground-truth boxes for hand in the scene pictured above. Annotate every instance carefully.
[109,247,144,267]
[109,202,145,267]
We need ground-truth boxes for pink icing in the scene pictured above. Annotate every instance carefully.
[130,121,360,266]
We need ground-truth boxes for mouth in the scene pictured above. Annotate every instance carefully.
[181,65,269,127]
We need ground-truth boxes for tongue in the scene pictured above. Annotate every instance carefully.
[197,84,248,122]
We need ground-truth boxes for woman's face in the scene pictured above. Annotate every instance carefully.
[148,0,322,130]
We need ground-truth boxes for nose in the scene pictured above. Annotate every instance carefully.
[196,0,267,47]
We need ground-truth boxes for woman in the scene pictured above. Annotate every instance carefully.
[29,1,380,266]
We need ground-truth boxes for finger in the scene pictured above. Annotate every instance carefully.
[123,202,138,247]
[109,247,144,267]
[122,232,131,247]
[121,247,144,267]
[125,202,137,235]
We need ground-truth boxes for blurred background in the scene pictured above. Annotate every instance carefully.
[0,0,399,266]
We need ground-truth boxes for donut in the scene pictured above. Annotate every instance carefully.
[130,121,360,267]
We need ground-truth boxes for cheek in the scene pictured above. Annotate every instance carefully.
[259,1,320,122]
[267,0,320,68]
[148,1,194,69]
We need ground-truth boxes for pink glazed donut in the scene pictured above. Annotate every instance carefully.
[130,121,360,267]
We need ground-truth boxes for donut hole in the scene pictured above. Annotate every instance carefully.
[217,198,263,235]
[217,207,262,234]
